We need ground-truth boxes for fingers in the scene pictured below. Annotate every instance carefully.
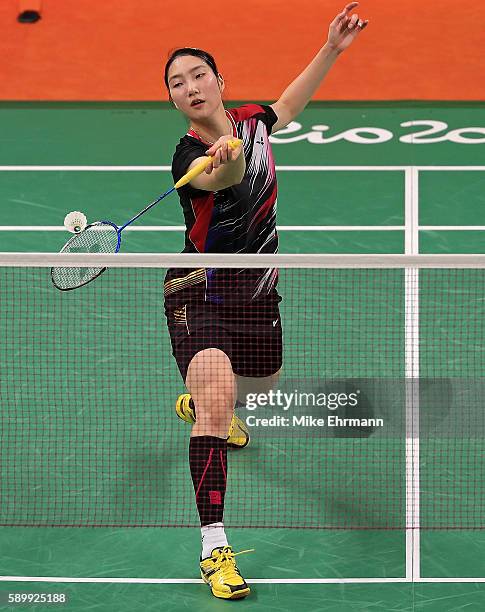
[206,137,237,170]
[206,139,229,159]
[347,12,359,28]
[348,16,368,30]
[219,141,230,164]
[337,1,358,19]
[335,2,370,34]
[340,12,368,31]
[205,142,219,157]
[212,143,229,169]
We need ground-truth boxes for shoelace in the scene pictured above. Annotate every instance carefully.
[211,547,254,580]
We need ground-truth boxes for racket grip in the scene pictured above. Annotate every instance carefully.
[174,138,243,189]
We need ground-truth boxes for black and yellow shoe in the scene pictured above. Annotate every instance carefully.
[200,546,252,600]
[175,394,250,449]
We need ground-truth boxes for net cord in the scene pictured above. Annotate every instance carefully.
[2,253,485,268]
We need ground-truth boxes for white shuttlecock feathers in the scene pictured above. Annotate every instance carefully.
[64,211,87,233]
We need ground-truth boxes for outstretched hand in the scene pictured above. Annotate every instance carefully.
[327,2,369,54]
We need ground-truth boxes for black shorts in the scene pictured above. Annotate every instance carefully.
[165,289,282,382]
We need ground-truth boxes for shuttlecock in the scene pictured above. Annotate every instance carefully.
[64,211,87,233]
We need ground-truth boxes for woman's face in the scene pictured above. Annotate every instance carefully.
[167,55,224,121]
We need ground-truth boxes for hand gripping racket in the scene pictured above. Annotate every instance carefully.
[51,138,242,291]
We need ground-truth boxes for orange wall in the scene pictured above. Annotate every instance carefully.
[1,0,484,100]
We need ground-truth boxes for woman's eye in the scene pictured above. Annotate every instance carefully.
[173,83,182,88]
[196,73,205,79]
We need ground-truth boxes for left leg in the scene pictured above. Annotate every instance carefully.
[232,290,283,410]
[235,369,281,406]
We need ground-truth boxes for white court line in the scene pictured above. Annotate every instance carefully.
[0,166,172,172]
[0,576,484,584]
[420,226,485,231]
[2,225,485,231]
[0,225,405,232]
[404,166,421,581]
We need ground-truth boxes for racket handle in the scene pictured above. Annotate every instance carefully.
[174,138,243,189]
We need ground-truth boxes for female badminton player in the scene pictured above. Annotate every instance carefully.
[163,2,368,600]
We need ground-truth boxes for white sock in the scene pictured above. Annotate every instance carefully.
[201,522,228,559]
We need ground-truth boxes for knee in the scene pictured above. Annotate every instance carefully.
[187,348,235,415]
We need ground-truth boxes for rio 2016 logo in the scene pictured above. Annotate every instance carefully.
[270,120,485,145]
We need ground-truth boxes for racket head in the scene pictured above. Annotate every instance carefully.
[51,221,121,291]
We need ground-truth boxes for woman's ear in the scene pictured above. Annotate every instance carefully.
[218,74,225,93]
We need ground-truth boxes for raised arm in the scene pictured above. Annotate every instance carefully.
[270,2,369,133]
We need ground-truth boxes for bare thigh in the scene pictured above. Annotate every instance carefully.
[186,348,236,438]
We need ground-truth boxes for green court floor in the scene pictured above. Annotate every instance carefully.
[1,102,485,611]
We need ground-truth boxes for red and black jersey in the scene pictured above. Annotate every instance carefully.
[165,104,279,304]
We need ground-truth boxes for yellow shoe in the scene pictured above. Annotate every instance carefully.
[227,411,250,449]
[200,546,252,600]
[175,393,196,425]
[175,394,250,449]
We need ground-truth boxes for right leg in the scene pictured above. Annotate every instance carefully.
[185,348,250,599]
[185,348,235,544]
[164,294,251,598]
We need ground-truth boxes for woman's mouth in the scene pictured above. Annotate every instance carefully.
[190,99,205,107]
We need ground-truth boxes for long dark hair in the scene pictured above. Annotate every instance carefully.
[164,48,219,91]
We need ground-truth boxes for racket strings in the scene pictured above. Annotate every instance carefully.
[51,223,119,290]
